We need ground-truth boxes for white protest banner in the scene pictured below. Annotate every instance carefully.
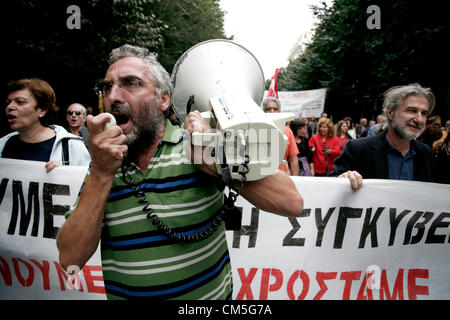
[1,159,449,300]
[227,177,450,300]
[263,88,327,118]
[0,158,106,300]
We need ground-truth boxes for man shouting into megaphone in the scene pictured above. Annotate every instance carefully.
[57,44,303,300]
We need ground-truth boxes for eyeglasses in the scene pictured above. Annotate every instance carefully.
[94,76,146,97]
[67,111,82,116]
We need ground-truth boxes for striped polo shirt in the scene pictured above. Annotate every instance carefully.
[67,120,232,299]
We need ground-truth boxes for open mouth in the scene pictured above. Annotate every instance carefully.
[112,113,130,126]
[7,114,17,121]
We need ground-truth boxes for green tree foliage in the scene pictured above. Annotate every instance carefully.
[153,0,228,72]
[279,0,450,121]
[1,0,226,133]
[2,0,166,82]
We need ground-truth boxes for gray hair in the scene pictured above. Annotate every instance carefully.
[68,103,87,115]
[376,113,386,122]
[109,44,174,101]
[382,83,435,116]
[262,97,281,109]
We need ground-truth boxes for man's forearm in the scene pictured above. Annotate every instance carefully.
[289,154,300,176]
[56,170,114,270]
[241,170,303,217]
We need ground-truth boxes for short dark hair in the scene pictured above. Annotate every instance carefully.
[7,78,59,126]
[290,119,306,135]
[418,124,443,147]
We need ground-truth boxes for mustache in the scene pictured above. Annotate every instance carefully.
[110,103,133,118]
[406,121,424,129]
[110,103,134,126]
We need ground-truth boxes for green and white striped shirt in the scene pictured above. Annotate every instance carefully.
[68,120,232,299]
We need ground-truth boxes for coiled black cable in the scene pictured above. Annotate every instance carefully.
[120,162,224,243]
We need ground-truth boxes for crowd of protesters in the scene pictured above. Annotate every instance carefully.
[282,97,449,185]
[2,77,449,186]
[1,64,449,301]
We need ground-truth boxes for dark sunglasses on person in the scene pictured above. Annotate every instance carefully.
[67,111,82,116]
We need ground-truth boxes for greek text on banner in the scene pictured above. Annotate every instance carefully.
[0,159,449,299]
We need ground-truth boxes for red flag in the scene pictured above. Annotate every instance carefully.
[267,68,279,98]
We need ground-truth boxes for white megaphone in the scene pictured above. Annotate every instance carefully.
[171,39,295,182]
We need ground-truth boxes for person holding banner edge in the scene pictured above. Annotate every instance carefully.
[329,83,435,191]
[1,78,91,172]
[56,44,303,300]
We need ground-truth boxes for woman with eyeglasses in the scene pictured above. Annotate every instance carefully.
[1,78,91,172]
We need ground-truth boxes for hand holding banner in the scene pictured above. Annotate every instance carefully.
[1,160,449,299]
[227,177,450,300]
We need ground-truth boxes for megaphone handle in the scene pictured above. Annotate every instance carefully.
[186,95,194,114]
[191,131,219,147]
[199,111,214,126]
[236,130,246,158]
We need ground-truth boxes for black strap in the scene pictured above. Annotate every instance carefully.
[215,146,245,231]
[62,138,70,165]
[217,147,234,187]
[186,95,195,114]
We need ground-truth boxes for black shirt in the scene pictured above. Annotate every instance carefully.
[2,135,56,162]
[296,136,313,165]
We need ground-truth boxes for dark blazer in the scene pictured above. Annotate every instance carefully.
[329,130,434,181]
